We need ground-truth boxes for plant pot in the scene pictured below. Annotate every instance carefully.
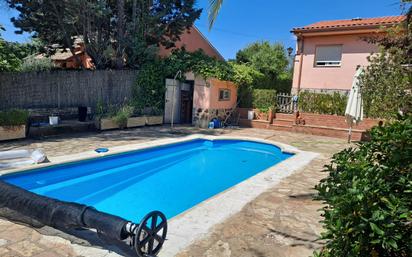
[49,116,59,125]
[0,125,26,141]
[247,110,254,120]
[78,106,87,122]
[96,118,119,130]
[145,116,163,126]
[268,109,274,124]
[127,117,146,128]
[199,118,209,128]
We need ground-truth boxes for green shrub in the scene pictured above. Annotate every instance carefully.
[360,47,412,119]
[238,84,253,108]
[252,89,276,110]
[299,91,347,115]
[315,116,412,257]
[21,55,54,72]
[112,105,134,128]
[0,109,29,126]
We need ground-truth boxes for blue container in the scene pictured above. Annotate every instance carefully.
[213,118,220,128]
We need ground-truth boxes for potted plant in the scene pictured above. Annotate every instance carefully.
[113,105,134,129]
[0,109,29,141]
[145,107,163,126]
[95,102,120,130]
[127,109,145,128]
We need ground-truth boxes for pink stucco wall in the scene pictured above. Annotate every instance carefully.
[193,77,210,109]
[292,33,378,92]
[193,78,237,109]
[209,79,237,109]
[158,27,224,60]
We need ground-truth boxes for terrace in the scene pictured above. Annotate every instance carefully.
[0,126,349,257]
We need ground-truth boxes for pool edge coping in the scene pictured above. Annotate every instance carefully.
[0,134,320,257]
[160,136,319,257]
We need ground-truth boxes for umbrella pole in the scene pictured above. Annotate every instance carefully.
[348,125,352,143]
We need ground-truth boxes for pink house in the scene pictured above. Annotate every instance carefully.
[291,16,405,93]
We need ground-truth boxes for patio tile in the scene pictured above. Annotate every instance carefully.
[7,241,44,257]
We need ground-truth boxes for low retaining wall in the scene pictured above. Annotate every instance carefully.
[238,108,382,141]
[292,112,380,131]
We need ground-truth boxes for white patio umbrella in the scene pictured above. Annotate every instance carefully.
[345,67,364,143]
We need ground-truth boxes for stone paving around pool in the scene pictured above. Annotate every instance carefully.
[0,126,350,257]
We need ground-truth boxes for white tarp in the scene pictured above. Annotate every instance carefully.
[0,149,46,169]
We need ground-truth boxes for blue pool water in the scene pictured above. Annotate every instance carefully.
[2,139,292,222]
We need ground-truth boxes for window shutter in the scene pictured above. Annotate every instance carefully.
[315,45,342,66]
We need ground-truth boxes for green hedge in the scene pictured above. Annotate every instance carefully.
[0,109,29,126]
[238,88,277,110]
[315,116,412,257]
[299,91,347,115]
[252,89,276,111]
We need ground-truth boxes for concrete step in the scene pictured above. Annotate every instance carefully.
[239,119,269,129]
[274,113,294,120]
[272,119,294,126]
[269,124,293,132]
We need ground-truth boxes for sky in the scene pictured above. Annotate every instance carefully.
[0,0,409,60]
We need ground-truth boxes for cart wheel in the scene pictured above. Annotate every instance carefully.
[134,211,167,257]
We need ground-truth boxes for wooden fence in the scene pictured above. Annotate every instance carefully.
[276,93,294,113]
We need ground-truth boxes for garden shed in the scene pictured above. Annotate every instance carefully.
[164,73,237,128]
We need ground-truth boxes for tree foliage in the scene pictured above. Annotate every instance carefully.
[230,62,264,87]
[235,41,292,92]
[360,47,411,119]
[360,8,412,119]
[208,0,223,29]
[6,0,202,69]
[133,49,234,111]
[315,116,412,257]
[0,26,43,72]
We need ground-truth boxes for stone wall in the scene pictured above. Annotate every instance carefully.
[0,70,137,110]
[193,107,233,128]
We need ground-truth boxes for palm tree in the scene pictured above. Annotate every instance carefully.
[208,0,223,30]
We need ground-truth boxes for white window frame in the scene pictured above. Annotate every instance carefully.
[218,89,231,101]
[314,45,343,67]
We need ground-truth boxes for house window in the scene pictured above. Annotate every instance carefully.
[219,89,231,101]
[315,45,342,67]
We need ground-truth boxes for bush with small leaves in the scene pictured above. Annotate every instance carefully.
[314,115,412,257]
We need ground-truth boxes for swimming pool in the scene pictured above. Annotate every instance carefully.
[1,139,293,223]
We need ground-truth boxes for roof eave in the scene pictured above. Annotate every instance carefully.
[291,23,400,35]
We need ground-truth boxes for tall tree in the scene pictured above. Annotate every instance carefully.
[235,41,291,92]
[360,2,412,118]
[6,0,84,66]
[6,0,202,69]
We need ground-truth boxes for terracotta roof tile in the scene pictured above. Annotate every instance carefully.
[292,15,406,32]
